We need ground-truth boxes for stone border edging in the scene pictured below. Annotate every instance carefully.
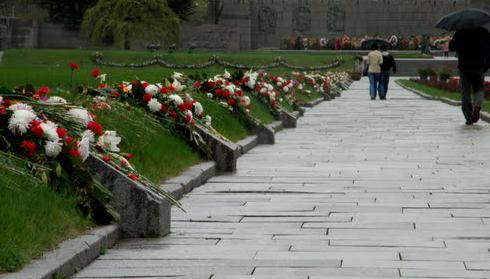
[1,225,120,279]
[397,80,490,123]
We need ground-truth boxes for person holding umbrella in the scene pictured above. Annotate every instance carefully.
[437,8,490,125]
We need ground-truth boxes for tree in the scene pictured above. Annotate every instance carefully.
[167,0,195,21]
[82,0,180,50]
[34,0,97,30]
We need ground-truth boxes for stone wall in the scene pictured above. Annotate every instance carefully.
[184,0,487,50]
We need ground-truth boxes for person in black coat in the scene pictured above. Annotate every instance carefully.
[449,27,490,125]
[379,44,397,100]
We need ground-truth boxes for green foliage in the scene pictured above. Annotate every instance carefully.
[82,0,181,49]
[34,0,97,30]
[418,68,436,80]
[168,0,195,20]
[438,67,452,82]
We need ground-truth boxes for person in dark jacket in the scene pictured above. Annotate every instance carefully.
[449,27,490,125]
[379,44,397,100]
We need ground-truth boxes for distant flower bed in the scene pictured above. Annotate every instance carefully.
[282,34,452,51]
[410,76,490,99]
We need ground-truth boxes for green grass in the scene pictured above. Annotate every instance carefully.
[392,53,433,59]
[191,93,249,142]
[245,93,276,124]
[398,80,490,113]
[0,155,90,273]
[67,93,202,182]
[0,49,353,89]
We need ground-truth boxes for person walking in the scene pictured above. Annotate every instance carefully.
[380,44,397,100]
[449,27,490,125]
[367,43,383,100]
[441,42,450,58]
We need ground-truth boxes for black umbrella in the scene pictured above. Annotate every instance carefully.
[435,8,490,31]
[361,39,390,50]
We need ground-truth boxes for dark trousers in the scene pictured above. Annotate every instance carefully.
[380,71,391,98]
[460,69,485,122]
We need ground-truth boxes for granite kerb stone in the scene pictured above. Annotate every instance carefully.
[280,110,298,128]
[237,135,259,155]
[161,161,217,200]
[301,97,325,108]
[85,155,171,238]
[194,124,240,172]
[0,225,120,279]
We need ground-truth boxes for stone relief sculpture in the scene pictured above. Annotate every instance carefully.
[326,1,346,32]
[258,6,277,34]
[292,6,311,33]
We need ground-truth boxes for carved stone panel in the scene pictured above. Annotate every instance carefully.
[327,1,346,33]
[258,6,277,34]
[292,6,311,33]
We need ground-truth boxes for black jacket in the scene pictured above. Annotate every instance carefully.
[381,52,397,73]
[449,27,490,71]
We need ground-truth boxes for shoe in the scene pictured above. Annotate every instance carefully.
[371,97,376,100]
[472,106,481,124]
[380,97,386,100]
[466,120,474,125]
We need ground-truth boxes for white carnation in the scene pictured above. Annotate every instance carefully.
[81,129,95,143]
[283,86,289,93]
[42,96,67,104]
[145,84,159,96]
[67,108,92,126]
[243,96,251,106]
[78,137,90,162]
[205,115,212,126]
[173,72,184,80]
[40,121,60,142]
[8,109,37,135]
[148,98,162,113]
[172,79,186,92]
[169,94,183,106]
[45,140,63,158]
[223,70,231,79]
[194,102,204,116]
[97,131,121,152]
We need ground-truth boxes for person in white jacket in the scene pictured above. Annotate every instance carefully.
[367,43,383,100]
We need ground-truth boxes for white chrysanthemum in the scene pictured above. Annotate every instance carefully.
[173,72,184,80]
[172,80,186,92]
[78,137,90,162]
[205,115,212,126]
[283,86,289,93]
[97,73,107,83]
[145,84,159,96]
[260,87,268,94]
[67,108,92,126]
[45,140,63,158]
[194,102,204,116]
[169,94,183,106]
[42,96,67,104]
[81,129,95,143]
[8,109,37,135]
[185,110,193,120]
[223,70,231,79]
[40,121,59,142]
[148,98,162,113]
[97,131,121,152]
[267,84,274,91]
[8,103,33,112]
[206,93,213,99]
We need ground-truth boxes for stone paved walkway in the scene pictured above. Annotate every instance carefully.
[74,79,490,279]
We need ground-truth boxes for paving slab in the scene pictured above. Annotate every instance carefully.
[73,78,490,279]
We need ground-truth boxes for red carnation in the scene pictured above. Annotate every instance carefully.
[141,82,149,89]
[125,153,133,160]
[143,93,153,103]
[69,63,79,70]
[68,148,80,158]
[20,141,36,157]
[91,67,100,78]
[36,86,49,96]
[214,88,222,96]
[30,121,44,138]
[222,89,230,98]
[234,90,243,97]
[194,81,201,88]
[168,110,177,119]
[87,121,103,136]
[227,99,236,107]
[184,113,192,123]
[128,173,139,181]
[56,127,67,139]
[65,137,74,144]
[205,81,215,88]
[160,104,168,113]
[166,85,175,92]
[102,155,111,163]
[160,87,168,95]
[178,103,187,112]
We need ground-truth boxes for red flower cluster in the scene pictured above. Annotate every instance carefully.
[20,141,36,157]
[70,63,79,71]
[91,67,100,78]
[87,121,103,136]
